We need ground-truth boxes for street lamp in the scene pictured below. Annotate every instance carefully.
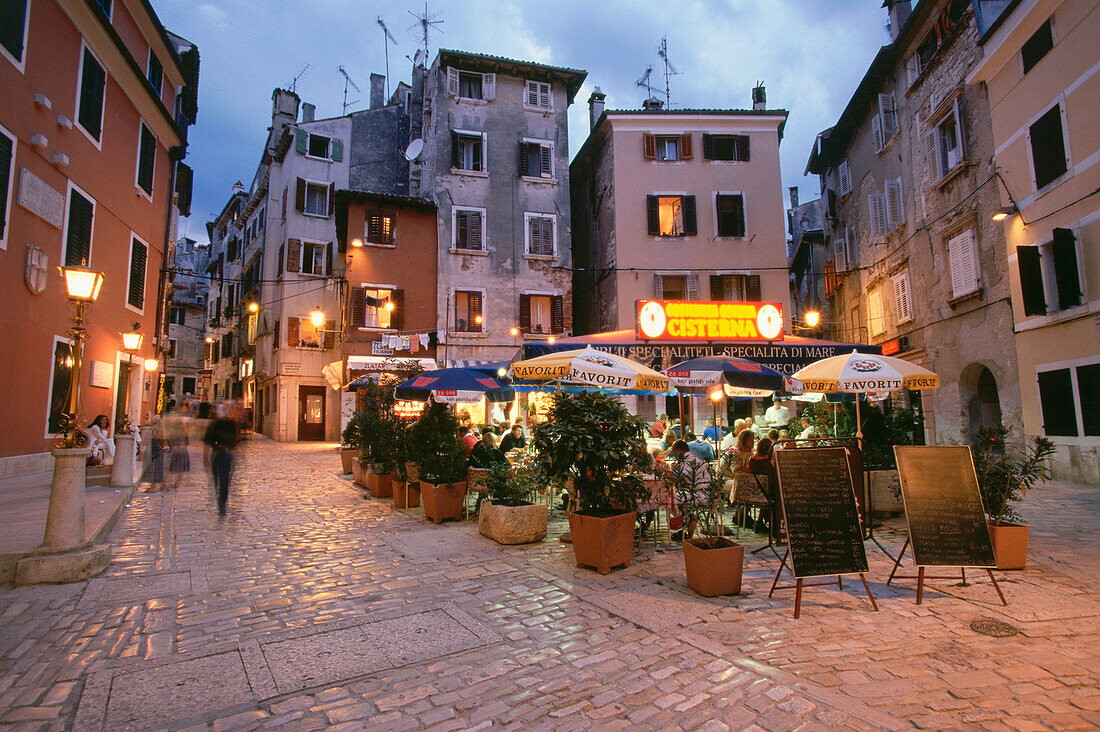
[992,205,1018,222]
[118,325,144,433]
[247,301,260,313]
[804,310,821,328]
[310,309,325,328]
[56,264,105,448]
[144,358,159,372]
[510,326,520,337]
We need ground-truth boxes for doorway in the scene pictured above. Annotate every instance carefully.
[114,361,132,429]
[298,385,326,441]
[965,365,1002,442]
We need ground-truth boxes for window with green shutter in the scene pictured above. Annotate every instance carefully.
[0,0,28,64]
[77,47,106,142]
[137,124,156,195]
[0,127,12,243]
[64,188,94,266]
[127,237,147,311]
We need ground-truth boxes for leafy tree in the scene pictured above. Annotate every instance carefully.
[972,424,1055,524]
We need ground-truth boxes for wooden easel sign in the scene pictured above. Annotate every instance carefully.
[890,446,1007,606]
[771,448,878,619]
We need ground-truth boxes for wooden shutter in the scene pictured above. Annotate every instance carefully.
[746,275,761,302]
[646,195,660,235]
[683,195,697,235]
[679,133,693,160]
[1017,245,1047,316]
[735,135,750,161]
[127,238,147,309]
[295,129,308,154]
[272,320,279,351]
[519,294,531,331]
[827,189,837,219]
[526,81,539,106]
[325,242,333,275]
[702,134,714,160]
[469,211,482,249]
[687,274,699,300]
[838,161,851,195]
[64,188,94,266]
[539,82,551,108]
[0,132,12,239]
[885,179,903,229]
[287,317,300,346]
[709,275,723,300]
[351,287,365,327]
[926,131,942,182]
[654,274,663,298]
[879,93,897,139]
[447,67,459,96]
[550,295,564,333]
[469,291,482,330]
[483,73,496,100]
[328,182,335,215]
[390,289,404,330]
[331,139,343,162]
[137,125,156,194]
[1031,105,1067,189]
[871,115,884,152]
[286,239,301,272]
[277,244,284,275]
[295,178,306,211]
[1,0,26,60]
[78,49,105,139]
[518,142,529,176]
[1052,228,1082,309]
[869,194,886,237]
[451,131,462,169]
[834,232,847,274]
[323,320,336,350]
[643,133,656,160]
[1037,369,1078,436]
[893,271,911,323]
[539,144,552,178]
[948,230,977,298]
[733,195,746,237]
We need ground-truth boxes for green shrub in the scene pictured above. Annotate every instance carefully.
[408,403,467,484]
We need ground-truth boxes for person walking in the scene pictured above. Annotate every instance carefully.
[203,405,240,516]
[163,401,191,489]
[139,414,168,492]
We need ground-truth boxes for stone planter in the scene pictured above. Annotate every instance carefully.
[683,538,744,597]
[868,469,902,517]
[568,511,636,575]
[478,501,547,545]
[393,480,421,509]
[421,481,467,524]
[989,521,1029,570]
[339,448,357,475]
[368,468,393,498]
[404,461,420,482]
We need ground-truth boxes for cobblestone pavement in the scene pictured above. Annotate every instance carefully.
[0,438,1097,731]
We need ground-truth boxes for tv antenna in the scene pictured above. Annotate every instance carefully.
[408,3,443,62]
[338,66,360,115]
[657,36,681,108]
[377,17,397,99]
[636,65,654,99]
[289,63,310,94]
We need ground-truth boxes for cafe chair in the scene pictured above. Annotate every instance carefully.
[730,473,770,540]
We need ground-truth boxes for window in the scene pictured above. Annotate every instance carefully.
[0,125,13,248]
[64,186,95,266]
[451,130,486,172]
[47,338,75,434]
[525,80,551,109]
[77,46,106,142]
[715,194,746,237]
[525,214,555,256]
[519,140,553,178]
[447,68,495,101]
[647,195,697,237]
[453,207,484,251]
[366,212,394,245]
[1079,363,1100,436]
[892,270,912,324]
[927,100,966,182]
[136,123,156,196]
[290,314,328,349]
[520,294,564,334]
[885,178,904,230]
[351,287,400,329]
[872,93,897,152]
[295,178,333,216]
[868,193,886,238]
[308,134,330,158]
[125,237,147,311]
[836,227,857,273]
[301,241,330,276]
[702,134,749,161]
[169,306,186,325]
[147,50,162,96]
[1037,369,1077,436]
[294,130,343,161]
[1021,19,1054,75]
[454,290,483,332]
[654,274,699,300]
[709,274,760,301]
[643,133,692,161]
[1029,104,1068,190]
[867,288,885,336]
[944,229,979,299]
[1017,228,1083,316]
[183,377,196,396]
[838,161,851,196]
[166,339,176,359]
[0,0,28,67]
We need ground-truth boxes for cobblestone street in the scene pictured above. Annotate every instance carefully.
[0,438,1097,731]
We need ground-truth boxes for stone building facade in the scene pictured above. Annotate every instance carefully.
[163,236,208,404]
[806,0,1022,446]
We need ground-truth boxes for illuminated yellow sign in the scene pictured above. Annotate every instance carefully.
[636,300,784,341]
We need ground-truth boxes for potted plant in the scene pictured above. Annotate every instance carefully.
[340,411,362,475]
[357,378,399,497]
[666,458,743,596]
[972,425,1055,570]
[409,403,467,523]
[478,461,547,544]
[391,421,420,508]
[531,392,649,574]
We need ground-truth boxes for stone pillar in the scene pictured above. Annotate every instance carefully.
[110,433,136,487]
[43,447,87,549]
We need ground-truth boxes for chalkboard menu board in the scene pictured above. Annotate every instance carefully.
[774,447,869,578]
[893,446,996,568]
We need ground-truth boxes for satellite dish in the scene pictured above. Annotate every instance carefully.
[404,138,424,162]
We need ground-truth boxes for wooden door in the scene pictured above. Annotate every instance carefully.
[298,386,326,441]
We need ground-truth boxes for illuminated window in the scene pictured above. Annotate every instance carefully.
[646,195,697,237]
[366,212,394,245]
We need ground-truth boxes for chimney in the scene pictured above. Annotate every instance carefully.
[752,83,766,111]
[884,0,912,41]
[789,186,799,210]
[370,73,385,109]
[642,97,663,111]
[301,102,315,123]
[270,88,299,132]
[588,87,606,130]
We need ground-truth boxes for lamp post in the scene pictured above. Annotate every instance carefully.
[118,326,143,434]
[56,265,105,447]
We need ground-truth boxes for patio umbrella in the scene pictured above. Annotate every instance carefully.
[393,368,515,404]
[791,351,940,438]
[664,355,802,397]
[509,347,670,393]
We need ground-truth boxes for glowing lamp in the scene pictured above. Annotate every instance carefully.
[121,331,143,351]
[510,326,519,337]
[474,315,483,325]
[992,205,1017,222]
[248,302,259,313]
[143,358,159,372]
[351,238,363,247]
[385,300,395,312]
[709,390,723,402]
[805,310,821,328]
[310,310,325,328]
[205,336,215,343]
[547,336,556,344]
[59,265,105,301]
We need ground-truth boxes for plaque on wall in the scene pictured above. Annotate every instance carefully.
[17,169,65,228]
[88,360,114,389]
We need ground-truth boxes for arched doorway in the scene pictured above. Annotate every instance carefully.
[966,366,1002,441]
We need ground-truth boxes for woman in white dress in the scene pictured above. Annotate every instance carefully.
[85,415,115,465]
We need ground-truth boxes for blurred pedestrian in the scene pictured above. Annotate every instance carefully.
[203,404,240,516]
[163,401,191,489]
[139,414,168,492]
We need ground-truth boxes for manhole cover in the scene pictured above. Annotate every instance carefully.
[970,619,1018,637]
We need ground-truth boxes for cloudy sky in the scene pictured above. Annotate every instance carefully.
[151,0,891,243]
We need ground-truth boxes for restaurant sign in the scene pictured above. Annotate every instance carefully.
[636,300,784,342]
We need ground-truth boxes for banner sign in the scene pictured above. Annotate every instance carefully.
[637,300,785,342]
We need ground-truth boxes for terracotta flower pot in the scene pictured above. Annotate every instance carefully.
[479,501,547,544]
[988,521,1029,570]
[568,511,636,575]
[369,471,393,498]
[421,481,467,524]
[683,538,744,597]
[340,448,356,475]
[353,459,369,488]
[393,480,421,508]
[405,461,420,482]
